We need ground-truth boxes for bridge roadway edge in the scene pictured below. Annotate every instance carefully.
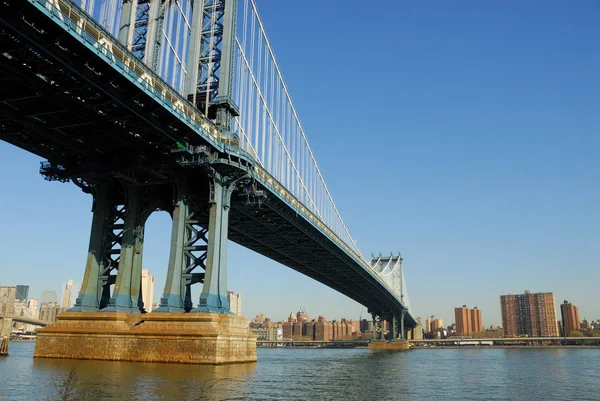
[34,312,257,364]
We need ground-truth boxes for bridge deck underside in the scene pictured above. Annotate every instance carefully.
[229,198,417,328]
[0,0,208,179]
[0,0,416,329]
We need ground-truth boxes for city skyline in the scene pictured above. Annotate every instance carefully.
[2,275,598,328]
[0,1,599,325]
[1,278,598,334]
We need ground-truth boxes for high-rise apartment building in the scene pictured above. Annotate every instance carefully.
[425,316,432,333]
[15,285,29,301]
[141,269,155,312]
[228,291,241,316]
[61,280,73,308]
[455,306,472,336]
[560,300,580,336]
[471,307,482,333]
[500,291,559,337]
[455,305,483,336]
[431,318,444,331]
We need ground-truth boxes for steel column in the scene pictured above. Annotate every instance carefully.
[119,0,139,50]
[184,0,206,103]
[400,310,405,340]
[155,193,188,311]
[371,313,377,340]
[146,0,166,71]
[192,170,244,313]
[392,315,398,340]
[103,185,144,313]
[71,182,123,312]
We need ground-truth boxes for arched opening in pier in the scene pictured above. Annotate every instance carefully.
[141,211,172,312]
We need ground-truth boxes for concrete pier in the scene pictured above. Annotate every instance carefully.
[34,312,256,364]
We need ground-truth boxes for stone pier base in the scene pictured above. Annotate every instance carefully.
[368,340,411,351]
[34,312,256,364]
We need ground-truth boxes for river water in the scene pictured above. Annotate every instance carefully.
[1,342,599,400]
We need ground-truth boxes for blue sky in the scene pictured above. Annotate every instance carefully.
[0,0,598,327]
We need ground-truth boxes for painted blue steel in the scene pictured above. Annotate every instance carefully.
[24,0,414,321]
[102,294,140,313]
[192,294,233,314]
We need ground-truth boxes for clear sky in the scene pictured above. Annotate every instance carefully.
[0,0,598,327]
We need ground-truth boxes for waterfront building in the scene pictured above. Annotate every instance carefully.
[351,320,361,334]
[500,290,559,337]
[227,291,242,316]
[39,302,67,323]
[282,313,294,339]
[455,305,483,336]
[61,280,73,308]
[560,300,580,336]
[431,318,444,331]
[407,317,424,340]
[141,269,155,312]
[425,316,432,333]
[314,316,332,341]
[360,319,373,333]
[293,320,303,337]
[15,285,29,301]
[303,321,314,339]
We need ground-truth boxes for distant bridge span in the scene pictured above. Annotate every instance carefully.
[0,315,48,327]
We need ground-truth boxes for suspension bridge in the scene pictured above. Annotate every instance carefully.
[0,0,416,363]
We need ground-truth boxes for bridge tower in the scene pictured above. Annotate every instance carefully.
[367,254,411,350]
[28,0,257,364]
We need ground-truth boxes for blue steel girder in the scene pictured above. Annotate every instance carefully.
[197,1,225,99]
[185,0,238,129]
[131,1,150,60]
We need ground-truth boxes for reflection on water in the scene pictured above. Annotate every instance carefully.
[1,342,599,400]
[33,357,257,400]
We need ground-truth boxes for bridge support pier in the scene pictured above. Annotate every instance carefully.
[192,171,239,313]
[34,312,256,364]
[38,170,257,364]
[368,312,410,351]
[70,182,124,312]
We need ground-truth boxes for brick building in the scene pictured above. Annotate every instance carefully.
[560,300,580,336]
[455,305,483,336]
[500,291,559,337]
